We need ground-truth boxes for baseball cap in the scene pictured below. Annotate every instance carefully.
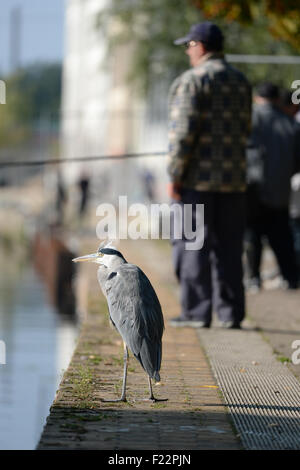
[174,22,224,50]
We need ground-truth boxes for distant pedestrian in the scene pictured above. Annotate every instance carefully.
[245,83,300,290]
[167,22,252,329]
[77,172,90,217]
[280,89,300,119]
[280,89,300,275]
[56,171,67,225]
[142,169,156,203]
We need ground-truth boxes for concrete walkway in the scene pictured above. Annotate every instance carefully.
[37,239,300,450]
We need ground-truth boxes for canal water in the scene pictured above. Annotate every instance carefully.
[0,256,78,450]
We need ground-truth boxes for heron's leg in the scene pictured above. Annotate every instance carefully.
[100,342,128,403]
[147,376,168,402]
[119,342,128,401]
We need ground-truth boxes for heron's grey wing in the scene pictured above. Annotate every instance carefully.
[104,264,164,380]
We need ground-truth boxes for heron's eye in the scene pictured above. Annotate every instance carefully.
[98,251,104,257]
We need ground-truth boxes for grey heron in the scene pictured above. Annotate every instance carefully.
[73,242,167,403]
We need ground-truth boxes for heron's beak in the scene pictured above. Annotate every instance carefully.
[72,253,99,263]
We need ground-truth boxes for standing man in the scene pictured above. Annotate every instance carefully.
[168,22,252,329]
[245,83,300,290]
[281,90,300,278]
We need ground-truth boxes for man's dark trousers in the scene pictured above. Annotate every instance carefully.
[245,195,299,286]
[171,188,246,326]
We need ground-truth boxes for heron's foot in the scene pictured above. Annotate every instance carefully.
[142,396,168,403]
[151,397,168,403]
[100,397,127,403]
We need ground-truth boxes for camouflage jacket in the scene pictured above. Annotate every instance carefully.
[168,53,252,192]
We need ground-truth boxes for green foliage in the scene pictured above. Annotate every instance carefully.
[220,18,298,87]
[0,63,62,147]
[193,0,300,87]
[193,0,300,50]
[96,0,299,93]
[96,0,203,92]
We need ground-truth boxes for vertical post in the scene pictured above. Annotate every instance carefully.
[10,6,22,72]
[0,340,6,365]
[0,80,6,104]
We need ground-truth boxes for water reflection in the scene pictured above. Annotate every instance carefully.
[0,258,78,450]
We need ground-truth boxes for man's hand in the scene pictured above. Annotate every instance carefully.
[167,182,183,201]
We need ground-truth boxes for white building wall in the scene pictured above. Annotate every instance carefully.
[61,0,111,184]
[61,0,169,204]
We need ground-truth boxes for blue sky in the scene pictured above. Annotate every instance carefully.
[0,0,65,75]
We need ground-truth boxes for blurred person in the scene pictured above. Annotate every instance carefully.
[290,173,300,275]
[245,83,300,291]
[142,168,156,203]
[280,89,300,119]
[77,171,90,217]
[167,22,252,329]
[55,171,67,226]
[280,89,300,275]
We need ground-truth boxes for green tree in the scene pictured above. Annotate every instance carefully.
[192,0,300,51]
[96,0,202,92]
[0,63,62,147]
[97,0,299,92]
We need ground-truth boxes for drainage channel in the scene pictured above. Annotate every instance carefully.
[197,323,300,450]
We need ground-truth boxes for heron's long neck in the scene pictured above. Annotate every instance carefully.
[109,257,127,270]
[97,258,126,294]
